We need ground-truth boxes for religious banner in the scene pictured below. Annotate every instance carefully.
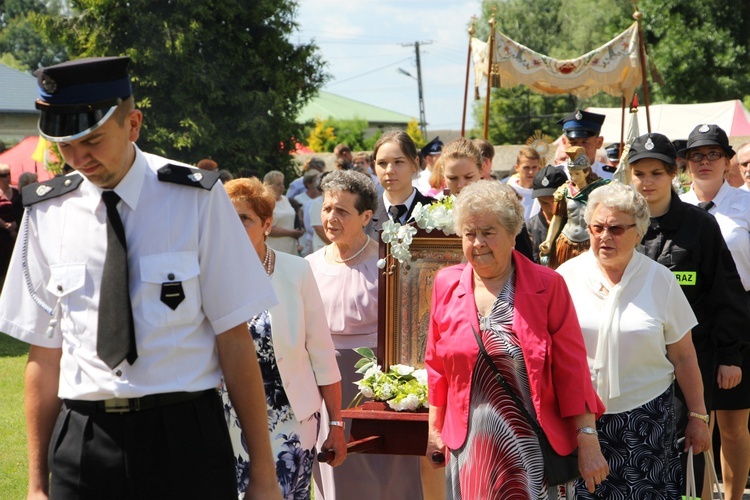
[472,22,641,100]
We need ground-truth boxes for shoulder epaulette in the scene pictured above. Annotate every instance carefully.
[157,164,220,190]
[22,174,84,207]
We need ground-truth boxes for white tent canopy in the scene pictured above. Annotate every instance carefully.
[587,99,750,144]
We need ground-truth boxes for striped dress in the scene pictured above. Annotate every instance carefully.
[446,272,570,500]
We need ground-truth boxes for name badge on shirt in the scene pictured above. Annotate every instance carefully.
[160,281,185,310]
[673,271,696,285]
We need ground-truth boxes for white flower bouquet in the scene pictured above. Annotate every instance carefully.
[377,194,456,269]
[351,347,428,412]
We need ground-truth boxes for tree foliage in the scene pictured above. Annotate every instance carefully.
[0,0,67,70]
[35,0,327,177]
[475,0,750,143]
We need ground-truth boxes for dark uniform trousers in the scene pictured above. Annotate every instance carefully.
[49,390,237,499]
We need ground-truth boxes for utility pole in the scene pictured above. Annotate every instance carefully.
[401,41,431,139]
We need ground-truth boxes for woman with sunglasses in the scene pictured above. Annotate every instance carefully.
[629,132,749,498]
[557,182,710,499]
[679,124,750,500]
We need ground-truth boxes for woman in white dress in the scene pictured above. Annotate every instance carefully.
[264,170,304,254]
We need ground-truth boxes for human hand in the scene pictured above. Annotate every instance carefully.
[539,241,550,255]
[426,430,447,469]
[577,434,609,493]
[320,426,347,467]
[683,418,711,453]
[717,365,741,390]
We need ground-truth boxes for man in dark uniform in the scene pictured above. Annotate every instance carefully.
[558,109,615,179]
[0,57,282,499]
[526,165,568,264]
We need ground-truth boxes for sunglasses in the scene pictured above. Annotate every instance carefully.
[588,223,636,237]
[0,173,9,178]
[687,151,724,162]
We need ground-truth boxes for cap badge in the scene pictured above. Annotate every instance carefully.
[575,110,583,120]
[40,75,57,94]
[36,185,53,197]
[645,137,654,150]
[699,124,710,133]
[188,172,203,183]
[541,177,550,187]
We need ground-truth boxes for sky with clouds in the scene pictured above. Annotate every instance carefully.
[294,0,482,134]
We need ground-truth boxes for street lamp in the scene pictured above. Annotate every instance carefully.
[397,67,427,139]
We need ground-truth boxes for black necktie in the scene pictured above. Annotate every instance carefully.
[697,201,715,212]
[97,191,137,369]
[388,204,408,222]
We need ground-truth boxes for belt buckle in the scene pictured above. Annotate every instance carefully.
[104,397,132,413]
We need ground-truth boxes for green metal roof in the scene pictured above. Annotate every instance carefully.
[297,91,414,125]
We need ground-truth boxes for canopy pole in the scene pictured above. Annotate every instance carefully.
[633,5,651,133]
[620,95,626,155]
[483,8,496,140]
[461,18,476,137]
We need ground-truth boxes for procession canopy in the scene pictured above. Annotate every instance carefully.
[472,22,642,100]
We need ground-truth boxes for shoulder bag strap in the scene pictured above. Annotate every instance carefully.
[471,325,544,437]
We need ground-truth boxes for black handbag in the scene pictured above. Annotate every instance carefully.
[471,325,580,486]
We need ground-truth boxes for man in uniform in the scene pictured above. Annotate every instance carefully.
[413,136,442,195]
[558,109,615,179]
[0,57,282,499]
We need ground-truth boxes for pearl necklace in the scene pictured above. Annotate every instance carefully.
[263,244,274,275]
[332,237,369,264]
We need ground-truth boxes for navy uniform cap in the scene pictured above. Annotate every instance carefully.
[34,56,133,142]
[678,124,735,159]
[420,136,443,158]
[557,109,605,139]
[532,165,567,198]
[628,133,677,165]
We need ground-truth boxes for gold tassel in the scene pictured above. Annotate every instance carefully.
[490,63,501,88]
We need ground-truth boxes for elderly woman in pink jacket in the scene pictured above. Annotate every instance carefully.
[425,180,608,499]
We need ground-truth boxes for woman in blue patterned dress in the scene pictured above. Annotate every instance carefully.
[557,182,711,499]
[220,178,347,499]
[426,180,609,500]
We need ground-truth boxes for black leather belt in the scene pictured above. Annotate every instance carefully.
[63,389,215,414]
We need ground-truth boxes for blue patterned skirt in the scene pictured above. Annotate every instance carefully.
[574,385,681,500]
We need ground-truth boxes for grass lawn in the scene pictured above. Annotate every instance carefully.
[0,334,29,498]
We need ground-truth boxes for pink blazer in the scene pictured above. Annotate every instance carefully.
[425,250,604,455]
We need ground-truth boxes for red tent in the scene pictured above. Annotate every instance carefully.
[0,137,55,183]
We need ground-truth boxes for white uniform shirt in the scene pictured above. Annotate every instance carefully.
[0,146,277,400]
[413,168,431,195]
[506,177,540,221]
[681,181,750,290]
[557,250,696,413]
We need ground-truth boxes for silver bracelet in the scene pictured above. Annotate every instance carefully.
[329,420,345,428]
[577,426,597,436]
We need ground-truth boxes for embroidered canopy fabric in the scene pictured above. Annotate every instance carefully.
[472,22,642,100]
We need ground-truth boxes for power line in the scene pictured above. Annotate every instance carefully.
[326,57,413,86]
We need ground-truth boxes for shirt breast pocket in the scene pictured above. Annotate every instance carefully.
[139,252,202,327]
[47,263,88,332]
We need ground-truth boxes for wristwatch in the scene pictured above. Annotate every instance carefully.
[577,426,597,436]
[329,420,345,428]
[688,411,710,424]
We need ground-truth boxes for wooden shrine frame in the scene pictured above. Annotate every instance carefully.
[376,229,463,369]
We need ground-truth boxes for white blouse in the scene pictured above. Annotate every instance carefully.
[557,250,697,413]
